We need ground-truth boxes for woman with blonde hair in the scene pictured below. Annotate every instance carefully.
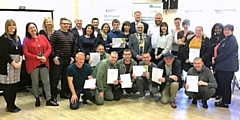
[39,17,55,40]
[0,19,22,112]
[183,26,212,71]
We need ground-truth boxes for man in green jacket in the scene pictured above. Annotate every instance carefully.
[185,57,218,108]
[93,51,119,105]
[115,49,138,99]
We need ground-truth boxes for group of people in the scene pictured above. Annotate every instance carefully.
[0,11,238,112]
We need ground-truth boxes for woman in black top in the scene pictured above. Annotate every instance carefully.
[121,21,131,48]
[0,19,23,113]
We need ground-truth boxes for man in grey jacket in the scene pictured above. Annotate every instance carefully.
[185,57,218,108]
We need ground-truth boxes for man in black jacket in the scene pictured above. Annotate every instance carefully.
[157,52,181,108]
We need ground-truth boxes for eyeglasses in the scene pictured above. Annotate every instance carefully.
[61,23,69,25]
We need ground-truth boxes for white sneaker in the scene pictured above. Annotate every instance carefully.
[138,97,145,102]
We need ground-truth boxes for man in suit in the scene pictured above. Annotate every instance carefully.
[129,23,152,63]
[130,11,149,34]
[72,17,85,51]
[91,18,104,45]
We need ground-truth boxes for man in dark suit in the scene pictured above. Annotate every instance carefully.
[91,18,104,45]
[72,17,85,51]
[129,23,152,63]
[130,11,149,34]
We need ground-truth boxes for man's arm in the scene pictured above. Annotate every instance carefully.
[68,76,76,96]
[96,62,106,92]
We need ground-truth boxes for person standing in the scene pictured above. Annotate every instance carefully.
[130,11,149,34]
[49,17,78,102]
[23,22,59,107]
[0,19,22,112]
[213,24,239,108]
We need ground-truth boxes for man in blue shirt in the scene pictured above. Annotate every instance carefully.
[67,52,95,110]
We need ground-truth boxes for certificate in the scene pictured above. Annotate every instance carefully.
[83,79,96,89]
[107,69,118,84]
[112,38,126,48]
[152,67,163,84]
[90,52,100,66]
[189,48,200,63]
[133,65,148,76]
[120,74,132,88]
[186,75,199,92]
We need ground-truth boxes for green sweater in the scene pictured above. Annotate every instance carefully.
[93,58,117,92]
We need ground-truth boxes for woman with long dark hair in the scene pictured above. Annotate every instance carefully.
[23,22,59,107]
[78,24,99,63]
[152,22,173,64]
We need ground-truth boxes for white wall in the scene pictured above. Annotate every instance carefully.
[0,0,75,30]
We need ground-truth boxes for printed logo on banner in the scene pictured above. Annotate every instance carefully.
[149,4,162,8]
[106,9,116,12]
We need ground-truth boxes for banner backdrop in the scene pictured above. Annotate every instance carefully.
[101,0,132,29]
[132,3,163,26]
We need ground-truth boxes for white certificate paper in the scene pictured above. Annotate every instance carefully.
[189,48,200,63]
[152,67,163,84]
[90,52,100,66]
[120,74,132,88]
[107,69,118,84]
[83,79,96,89]
[186,75,199,92]
[112,38,126,48]
[133,66,148,76]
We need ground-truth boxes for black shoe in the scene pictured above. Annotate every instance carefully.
[46,100,59,106]
[202,100,208,108]
[52,94,57,102]
[215,96,222,100]
[82,100,88,106]
[192,98,197,104]
[14,106,21,111]
[5,108,20,113]
[60,93,70,99]
[35,98,40,107]
[188,97,192,99]
[215,102,229,108]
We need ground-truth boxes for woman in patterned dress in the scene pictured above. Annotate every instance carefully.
[0,19,22,113]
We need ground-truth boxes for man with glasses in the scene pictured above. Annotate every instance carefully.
[129,23,152,63]
[49,17,78,103]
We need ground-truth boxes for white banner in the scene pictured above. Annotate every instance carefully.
[132,3,163,26]
[101,0,132,29]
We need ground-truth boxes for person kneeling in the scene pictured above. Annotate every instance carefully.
[185,57,217,108]
[67,52,95,110]
[157,52,181,108]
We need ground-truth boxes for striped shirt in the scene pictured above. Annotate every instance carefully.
[50,30,78,58]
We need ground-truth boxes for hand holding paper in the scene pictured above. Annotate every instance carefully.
[107,69,118,84]
[186,75,199,92]
[120,74,132,88]
[152,67,163,84]
[84,79,96,89]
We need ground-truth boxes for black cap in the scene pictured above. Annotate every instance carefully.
[164,52,174,58]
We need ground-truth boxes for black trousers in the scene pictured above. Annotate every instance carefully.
[215,70,234,104]
[50,57,71,96]
[151,48,164,65]
[69,89,92,110]
[0,83,18,110]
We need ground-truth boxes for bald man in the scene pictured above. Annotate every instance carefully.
[129,23,152,63]
[72,17,85,51]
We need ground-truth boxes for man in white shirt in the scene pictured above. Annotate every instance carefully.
[147,13,163,61]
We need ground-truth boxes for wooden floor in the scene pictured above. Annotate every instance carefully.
[0,88,239,120]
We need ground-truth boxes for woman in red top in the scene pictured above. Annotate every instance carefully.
[23,22,58,107]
